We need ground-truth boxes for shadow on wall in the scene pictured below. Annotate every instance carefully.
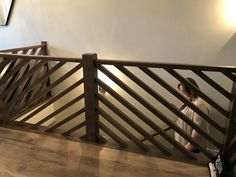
[214,33,236,66]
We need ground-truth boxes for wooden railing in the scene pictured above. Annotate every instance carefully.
[222,83,236,177]
[95,58,235,161]
[0,43,235,167]
[0,42,51,121]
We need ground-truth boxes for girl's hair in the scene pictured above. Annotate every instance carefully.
[177,78,199,101]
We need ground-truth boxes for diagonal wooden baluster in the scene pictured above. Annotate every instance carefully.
[98,65,215,160]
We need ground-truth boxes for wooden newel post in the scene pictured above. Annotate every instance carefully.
[41,41,51,95]
[222,82,236,177]
[82,53,105,143]
[41,41,48,55]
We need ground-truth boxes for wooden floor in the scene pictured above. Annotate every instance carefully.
[0,127,210,177]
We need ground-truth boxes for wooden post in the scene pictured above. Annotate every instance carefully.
[41,41,48,55]
[223,83,236,153]
[222,83,236,177]
[82,53,105,143]
[40,41,51,97]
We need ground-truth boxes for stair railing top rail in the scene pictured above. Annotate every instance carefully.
[97,59,236,72]
[0,53,82,63]
[0,41,47,54]
[0,44,43,53]
[0,42,235,163]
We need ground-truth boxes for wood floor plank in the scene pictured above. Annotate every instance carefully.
[0,127,210,177]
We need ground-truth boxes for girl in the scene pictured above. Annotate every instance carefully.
[175,78,210,153]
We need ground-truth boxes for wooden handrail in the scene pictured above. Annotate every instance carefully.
[1,43,235,162]
[97,59,236,72]
[2,54,235,72]
[0,53,82,63]
[0,44,43,53]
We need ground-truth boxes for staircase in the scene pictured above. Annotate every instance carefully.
[0,42,235,176]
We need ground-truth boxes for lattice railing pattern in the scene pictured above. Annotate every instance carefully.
[96,59,236,161]
[0,43,85,138]
[0,43,235,165]
[222,83,236,177]
[0,42,51,119]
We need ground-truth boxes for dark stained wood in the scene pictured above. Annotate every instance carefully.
[140,67,226,134]
[223,108,236,177]
[98,107,149,151]
[33,94,84,128]
[0,59,15,78]
[0,60,29,111]
[36,48,43,55]
[0,43,234,167]
[1,58,17,81]
[46,108,85,132]
[0,59,29,86]
[98,93,171,155]
[11,61,65,115]
[223,84,236,158]
[98,65,215,160]
[227,138,236,157]
[7,96,51,122]
[0,60,47,101]
[2,63,30,104]
[97,78,196,159]
[62,121,86,136]
[29,79,47,100]
[40,41,51,98]
[5,61,68,115]
[0,53,82,63]
[40,41,47,55]
[82,54,100,142]
[0,44,42,53]
[25,61,48,102]
[29,48,38,55]
[116,65,222,149]
[21,49,29,55]
[223,71,236,83]
[3,60,40,103]
[17,78,46,110]
[20,78,84,123]
[141,127,171,142]
[98,120,128,148]
[193,70,233,100]
[1,62,29,102]
[97,59,236,72]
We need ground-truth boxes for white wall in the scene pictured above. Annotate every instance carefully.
[0,0,235,148]
[0,0,235,65]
